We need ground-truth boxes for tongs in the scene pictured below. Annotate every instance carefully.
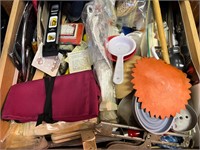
[10,2,36,82]
[95,122,194,148]
[21,3,35,81]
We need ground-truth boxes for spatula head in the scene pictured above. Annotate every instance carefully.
[131,57,191,119]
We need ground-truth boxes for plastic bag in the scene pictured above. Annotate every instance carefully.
[81,0,118,122]
[2,121,48,149]
[139,0,154,57]
[116,0,148,30]
[81,0,117,68]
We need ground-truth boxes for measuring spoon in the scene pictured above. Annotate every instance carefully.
[107,36,136,84]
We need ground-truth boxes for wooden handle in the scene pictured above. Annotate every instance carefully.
[52,135,81,144]
[152,0,170,64]
[32,69,44,80]
[81,130,97,150]
[52,131,81,141]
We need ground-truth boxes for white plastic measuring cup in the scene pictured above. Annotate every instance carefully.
[107,35,136,84]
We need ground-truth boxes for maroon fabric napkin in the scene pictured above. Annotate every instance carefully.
[2,70,100,124]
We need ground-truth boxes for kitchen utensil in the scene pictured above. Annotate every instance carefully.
[152,0,170,64]
[106,35,135,62]
[151,46,160,60]
[43,2,61,57]
[158,135,182,149]
[117,92,138,126]
[107,35,136,84]
[169,52,185,70]
[131,57,191,119]
[172,105,198,132]
[126,31,143,56]
[95,121,192,148]
[132,97,174,135]
[151,46,185,70]
[9,2,37,82]
[167,2,185,71]
[115,55,141,99]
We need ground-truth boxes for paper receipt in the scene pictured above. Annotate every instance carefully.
[68,50,91,73]
[32,43,61,77]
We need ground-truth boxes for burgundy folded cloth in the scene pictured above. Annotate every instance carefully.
[2,70,100,123]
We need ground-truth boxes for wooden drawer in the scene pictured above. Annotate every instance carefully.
[0,0,200,147]
[179,1,200,75]
[0,0,25,141]
[1,1,13,16]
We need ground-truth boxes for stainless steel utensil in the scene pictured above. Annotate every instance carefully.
[167,3,185,70]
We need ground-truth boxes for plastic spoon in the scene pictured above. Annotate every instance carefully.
[107,36,136,84]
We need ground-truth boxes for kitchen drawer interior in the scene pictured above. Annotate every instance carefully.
[0,0,199,149]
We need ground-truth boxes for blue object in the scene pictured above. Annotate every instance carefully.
[158,135,183,149]
[122,26,134,35]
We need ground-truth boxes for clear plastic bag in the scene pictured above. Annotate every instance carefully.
[81,0,118,122]
[81,0,116,68]
[116,0,148,30]
[139,0,154,57]
[1,118,97,148]
[2,121,48,149]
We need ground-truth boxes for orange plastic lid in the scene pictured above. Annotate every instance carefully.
[131,58,191,119]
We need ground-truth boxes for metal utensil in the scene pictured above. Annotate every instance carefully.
[167,2,185,70]
[95,121,193,148]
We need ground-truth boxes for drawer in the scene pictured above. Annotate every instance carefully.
[1,1,13,16]
[0,0,25,140]
[0,0,200,148]
[179,1,200,75]
[0,1,44,141]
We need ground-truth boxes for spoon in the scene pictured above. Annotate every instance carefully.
[169,48,185,70]
[107,35,136,84]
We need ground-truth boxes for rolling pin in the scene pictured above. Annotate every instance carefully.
[152,0,170,64]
